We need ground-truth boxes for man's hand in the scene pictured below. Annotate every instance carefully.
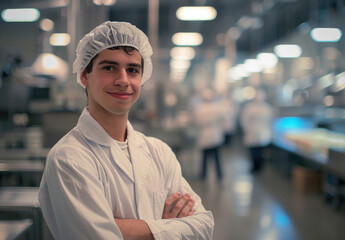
[162,192,195,219]
[115,219,154,240]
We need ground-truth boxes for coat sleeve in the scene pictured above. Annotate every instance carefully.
[144,140,214,240]
[39,146,123,240]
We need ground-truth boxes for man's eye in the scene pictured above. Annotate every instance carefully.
[128,68,140,74]
[103,66,114,71]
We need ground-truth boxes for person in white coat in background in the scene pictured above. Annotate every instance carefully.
[240,89,273,173]
[39,21,214,240]
[219,92,238,146]
[194,88,225,180]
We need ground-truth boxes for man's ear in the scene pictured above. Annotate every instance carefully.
[80,69,88,87]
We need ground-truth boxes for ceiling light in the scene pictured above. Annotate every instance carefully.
[310,28,342,42]
[1,8,40,22]
[170,47,195,60]
[42,54,58,69]
[256,53,278,68]
[176,6,217,21]
[31,53,69,81]
[237,64,250,77]
[244,59,262,72]
[40,19,54,32]
[274,44,302,58]
[228,68,243,81]
[93,0,116,6]
[49,33,71,46]
[172,32,203,46]
[228,65,249,81]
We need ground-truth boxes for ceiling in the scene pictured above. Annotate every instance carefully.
[1,0,340,68]
[108,0,311,59]
[0,0,314,57]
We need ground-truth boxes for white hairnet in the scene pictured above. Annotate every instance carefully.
[73,21,153,87]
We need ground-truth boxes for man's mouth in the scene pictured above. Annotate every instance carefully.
[107,92,132,100]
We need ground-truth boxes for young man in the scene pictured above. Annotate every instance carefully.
[39,21,214,239]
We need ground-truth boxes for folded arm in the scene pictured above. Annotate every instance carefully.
[115,192,194,240]
[114,219,154,240]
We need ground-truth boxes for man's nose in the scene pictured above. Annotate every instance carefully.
[114,69,129,86]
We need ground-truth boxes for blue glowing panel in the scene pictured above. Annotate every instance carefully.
[274,117,314,133]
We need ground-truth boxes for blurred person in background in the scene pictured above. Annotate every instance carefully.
[240,89,273,173]
[220,91,239,146]
[194,88,225,180]
[39,21,214,240]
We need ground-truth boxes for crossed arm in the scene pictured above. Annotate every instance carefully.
[115,192,195,240]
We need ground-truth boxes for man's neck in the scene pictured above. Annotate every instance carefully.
[87,107,128,142]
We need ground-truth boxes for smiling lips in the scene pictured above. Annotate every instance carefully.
[107,91,133,100]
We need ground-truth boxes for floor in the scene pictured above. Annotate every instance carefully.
[177,135,345,240]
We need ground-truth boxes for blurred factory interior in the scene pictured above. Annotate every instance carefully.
[0,0,345,239]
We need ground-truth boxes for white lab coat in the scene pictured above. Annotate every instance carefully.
[194,101,224,148]
[219,99,238,135]
[240,100,273,147]
[39,108,214,240]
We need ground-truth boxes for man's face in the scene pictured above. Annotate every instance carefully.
[80,48,142,117]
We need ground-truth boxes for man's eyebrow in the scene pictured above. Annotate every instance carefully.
[97,60,119,65]
[97,60,142,69]
[128,63,142,68]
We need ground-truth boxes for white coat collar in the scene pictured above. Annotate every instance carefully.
[77,108,145,148]
[77,108,113,147]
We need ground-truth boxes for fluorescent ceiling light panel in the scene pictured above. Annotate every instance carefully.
[49,33,71,46]
[172,32,203,46]
[310,28,342,42]
[256,53,278,68]
[93,0,116,5]
[244,59,262,72]
[1,8,40,22]
[274,44,302,58]
[176,6,217,21]
[228,64,249,81]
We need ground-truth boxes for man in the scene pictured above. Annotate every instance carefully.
[240,89,273,173]
[193,88,224,180]
[38,21,214,239]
